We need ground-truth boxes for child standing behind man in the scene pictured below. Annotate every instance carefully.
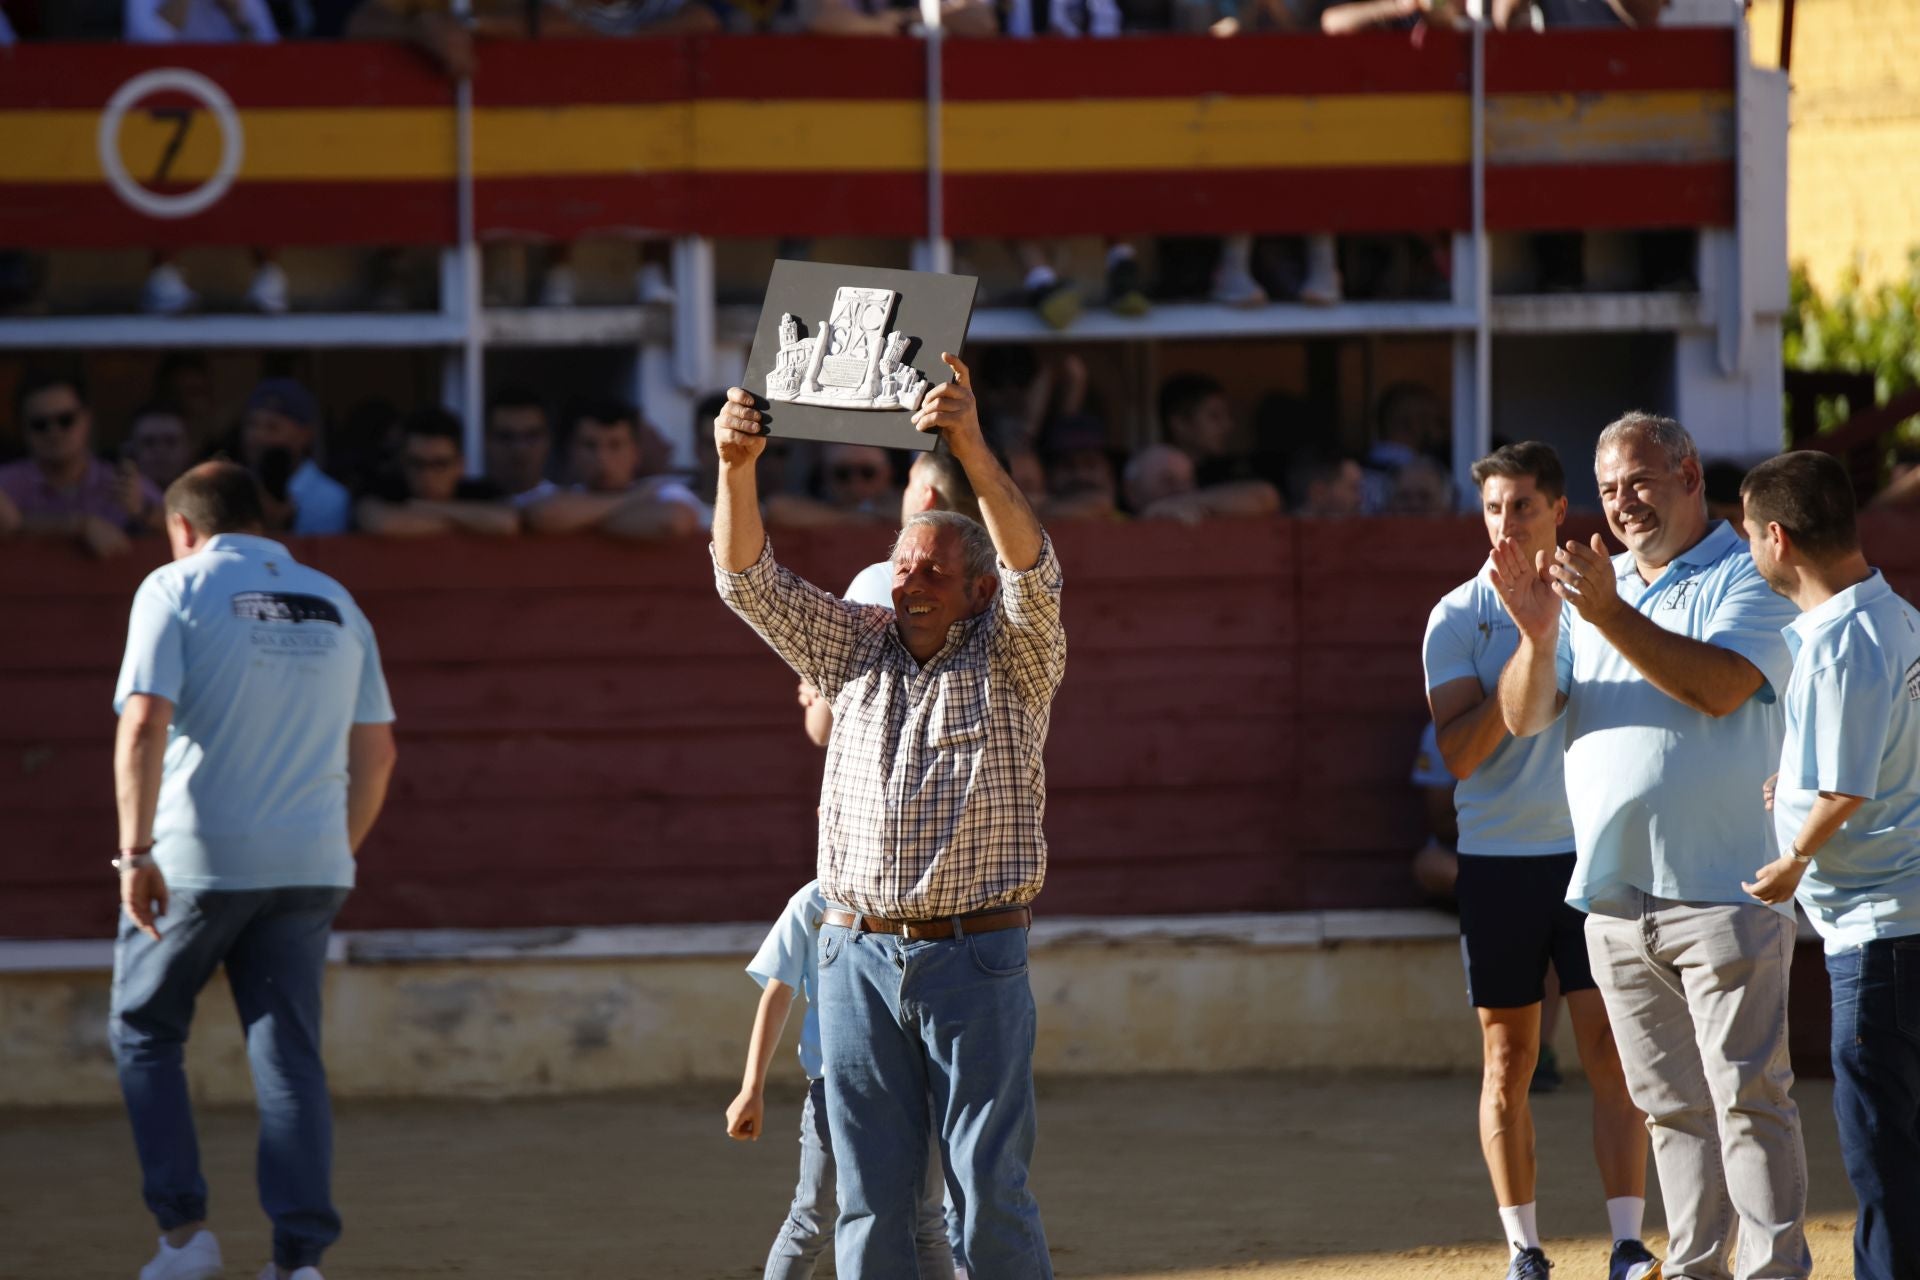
[726,880,959,1280]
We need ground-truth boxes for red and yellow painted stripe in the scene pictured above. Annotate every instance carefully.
[0,29,1734,249]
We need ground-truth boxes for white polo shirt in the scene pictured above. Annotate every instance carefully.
[1776,571,1920,953]
[844,561,891,607]
[113,535,395,891]
[1556,521,1797,913]
[1423,567,1575,856]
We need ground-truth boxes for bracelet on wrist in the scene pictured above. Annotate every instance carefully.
[1788,843,1813,865]
[113,848,155,873]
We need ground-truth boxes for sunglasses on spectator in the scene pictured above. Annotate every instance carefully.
[833,464,884,483]
[403,453,461,472]
[26,410,80,434]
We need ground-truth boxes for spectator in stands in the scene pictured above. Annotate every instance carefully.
[0,370,163,558]
[1869,446,1920,510]
[1123,443,1281,522]
[1495,0,1661,28]
[820,443,899,518]
[1204,0,1341,306]
[484,389,558,507]
[1287,449,1366,518]
[1362,380,1447,511]
[125,0,289,315]
[1388,457,1456,516]
[240,379,353,535]
[356,407,518,537]
[524,402,702,539]
[1040,415,1122,521]
[1408,721,1458,906]
[153,353,219,448]
[125,403,196,494]
[1703,459,1747,531]
[349,1,716,309]
[1158,372,1247,486]
[1000,0,1150,328]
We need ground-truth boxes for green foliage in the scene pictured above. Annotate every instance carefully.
[1783,251,1920,447]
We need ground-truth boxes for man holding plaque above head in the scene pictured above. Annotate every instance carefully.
[712,352,1064,1280]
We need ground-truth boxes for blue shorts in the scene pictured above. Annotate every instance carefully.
[1454,852,1596,1009]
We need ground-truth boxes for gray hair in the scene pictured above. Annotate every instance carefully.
[1595,411,1699,473]
[893,510,997,583]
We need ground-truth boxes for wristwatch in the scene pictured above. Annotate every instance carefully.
[112,848,155,873]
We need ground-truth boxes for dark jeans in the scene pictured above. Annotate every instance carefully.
[109,886,350,1271]
[1827,936,1920,1280]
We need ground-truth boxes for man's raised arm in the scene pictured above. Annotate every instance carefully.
[713,388,770,571]
[912,353,1043,573]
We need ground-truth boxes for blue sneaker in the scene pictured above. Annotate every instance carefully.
[1506,1247,1552,1280]
[1608,1238,1661,1280]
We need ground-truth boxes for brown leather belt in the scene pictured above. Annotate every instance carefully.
[822,905,1032,940]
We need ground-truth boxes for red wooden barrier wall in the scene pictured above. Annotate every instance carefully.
[4,516,1917,941]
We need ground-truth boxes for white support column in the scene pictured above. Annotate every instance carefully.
[917,0,951,276]
[450,0,484,474]
[1452,19,1492,504]
[672,235,715,392]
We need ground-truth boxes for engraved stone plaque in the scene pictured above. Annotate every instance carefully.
[742,260,979,453]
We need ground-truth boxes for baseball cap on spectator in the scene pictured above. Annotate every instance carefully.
[245,378,320,428]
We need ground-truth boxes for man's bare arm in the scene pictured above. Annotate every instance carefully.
[347,722,398,853]
[523,491,629,534]
[1140,480,1282,523]
[1429,676,1510,780]
[601,495,699,541]
[914,354,1043,572]
[713,389,770,572]
[115,694,173,851]
[1589,608,1765,718]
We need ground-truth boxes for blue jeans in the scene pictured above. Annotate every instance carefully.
[1826,936,1920,1280]
[816,918,1051,1280]
[109,886,350,1271]
[763,1076,956,1280]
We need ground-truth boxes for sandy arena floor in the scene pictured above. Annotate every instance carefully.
[2,1073,1858,1279]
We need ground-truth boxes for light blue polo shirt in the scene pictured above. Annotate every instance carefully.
[1423,567,1575,856]
[1556,521,1797,913]
[113,534,395,891]
[1775,571,1920,953]
[746,880,830,1080]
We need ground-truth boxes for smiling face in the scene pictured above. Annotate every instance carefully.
[1479,473,1565,564]
[1595,436,1704,569]
[890,523,997,663]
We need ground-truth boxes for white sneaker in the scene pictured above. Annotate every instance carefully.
[256,1266,325,1280]
[1209,264,1268,307]
[537,263,576,308]
[138,1229,222,1280]
[141,263,198,316]
[1298,233,1343,305]
[636,261,676,305]
[246,261,290,314]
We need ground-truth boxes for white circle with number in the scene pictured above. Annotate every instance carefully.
[96,68,245,220]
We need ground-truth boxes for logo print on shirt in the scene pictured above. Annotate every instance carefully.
[1663,579,1697,610]
[1906,657,1920,702]
[231,592,342,626]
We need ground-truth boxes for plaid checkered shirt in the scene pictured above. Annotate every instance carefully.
[714,533,1066,919]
